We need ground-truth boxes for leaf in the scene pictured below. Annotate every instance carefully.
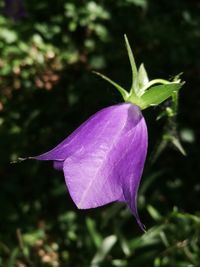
[86,217,102,248]
[91,235,117,266]
[147,205,162,221]
[139,83,183,109]
[129,225,165,250]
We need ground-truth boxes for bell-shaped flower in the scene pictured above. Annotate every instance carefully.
[32,103,148,229]
[20,36,183,229]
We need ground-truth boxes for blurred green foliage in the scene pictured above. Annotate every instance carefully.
[0,0,200,266]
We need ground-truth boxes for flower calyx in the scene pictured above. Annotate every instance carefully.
[93,35,184,110]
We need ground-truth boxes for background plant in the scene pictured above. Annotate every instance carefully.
[0,0,200,266]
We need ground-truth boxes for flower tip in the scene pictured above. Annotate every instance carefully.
[10,157,31,164]
[136,217,146,232]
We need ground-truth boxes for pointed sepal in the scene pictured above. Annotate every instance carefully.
[124,34,139,96]
[138,63,149,95]
[93,71,129,100]
[93,35,184,110]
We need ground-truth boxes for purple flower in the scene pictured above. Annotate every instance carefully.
[18,35,183,230]
[31,103,148,229]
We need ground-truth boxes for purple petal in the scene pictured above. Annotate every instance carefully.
[33,103,148,229]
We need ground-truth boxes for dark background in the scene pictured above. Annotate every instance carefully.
[0,0,200,266]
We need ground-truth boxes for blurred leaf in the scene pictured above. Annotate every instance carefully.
[86,217,103,248]
[126,0,148,8]
[0,29,17,43]
[22,229,45,246]
[91,235,117,266]
[147,205,162,221]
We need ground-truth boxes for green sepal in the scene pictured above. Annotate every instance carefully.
[127,83,183,110]
[92,71,129,100]
[93,35,184,110]
[124,34,139,96]
[138,63,149,95]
